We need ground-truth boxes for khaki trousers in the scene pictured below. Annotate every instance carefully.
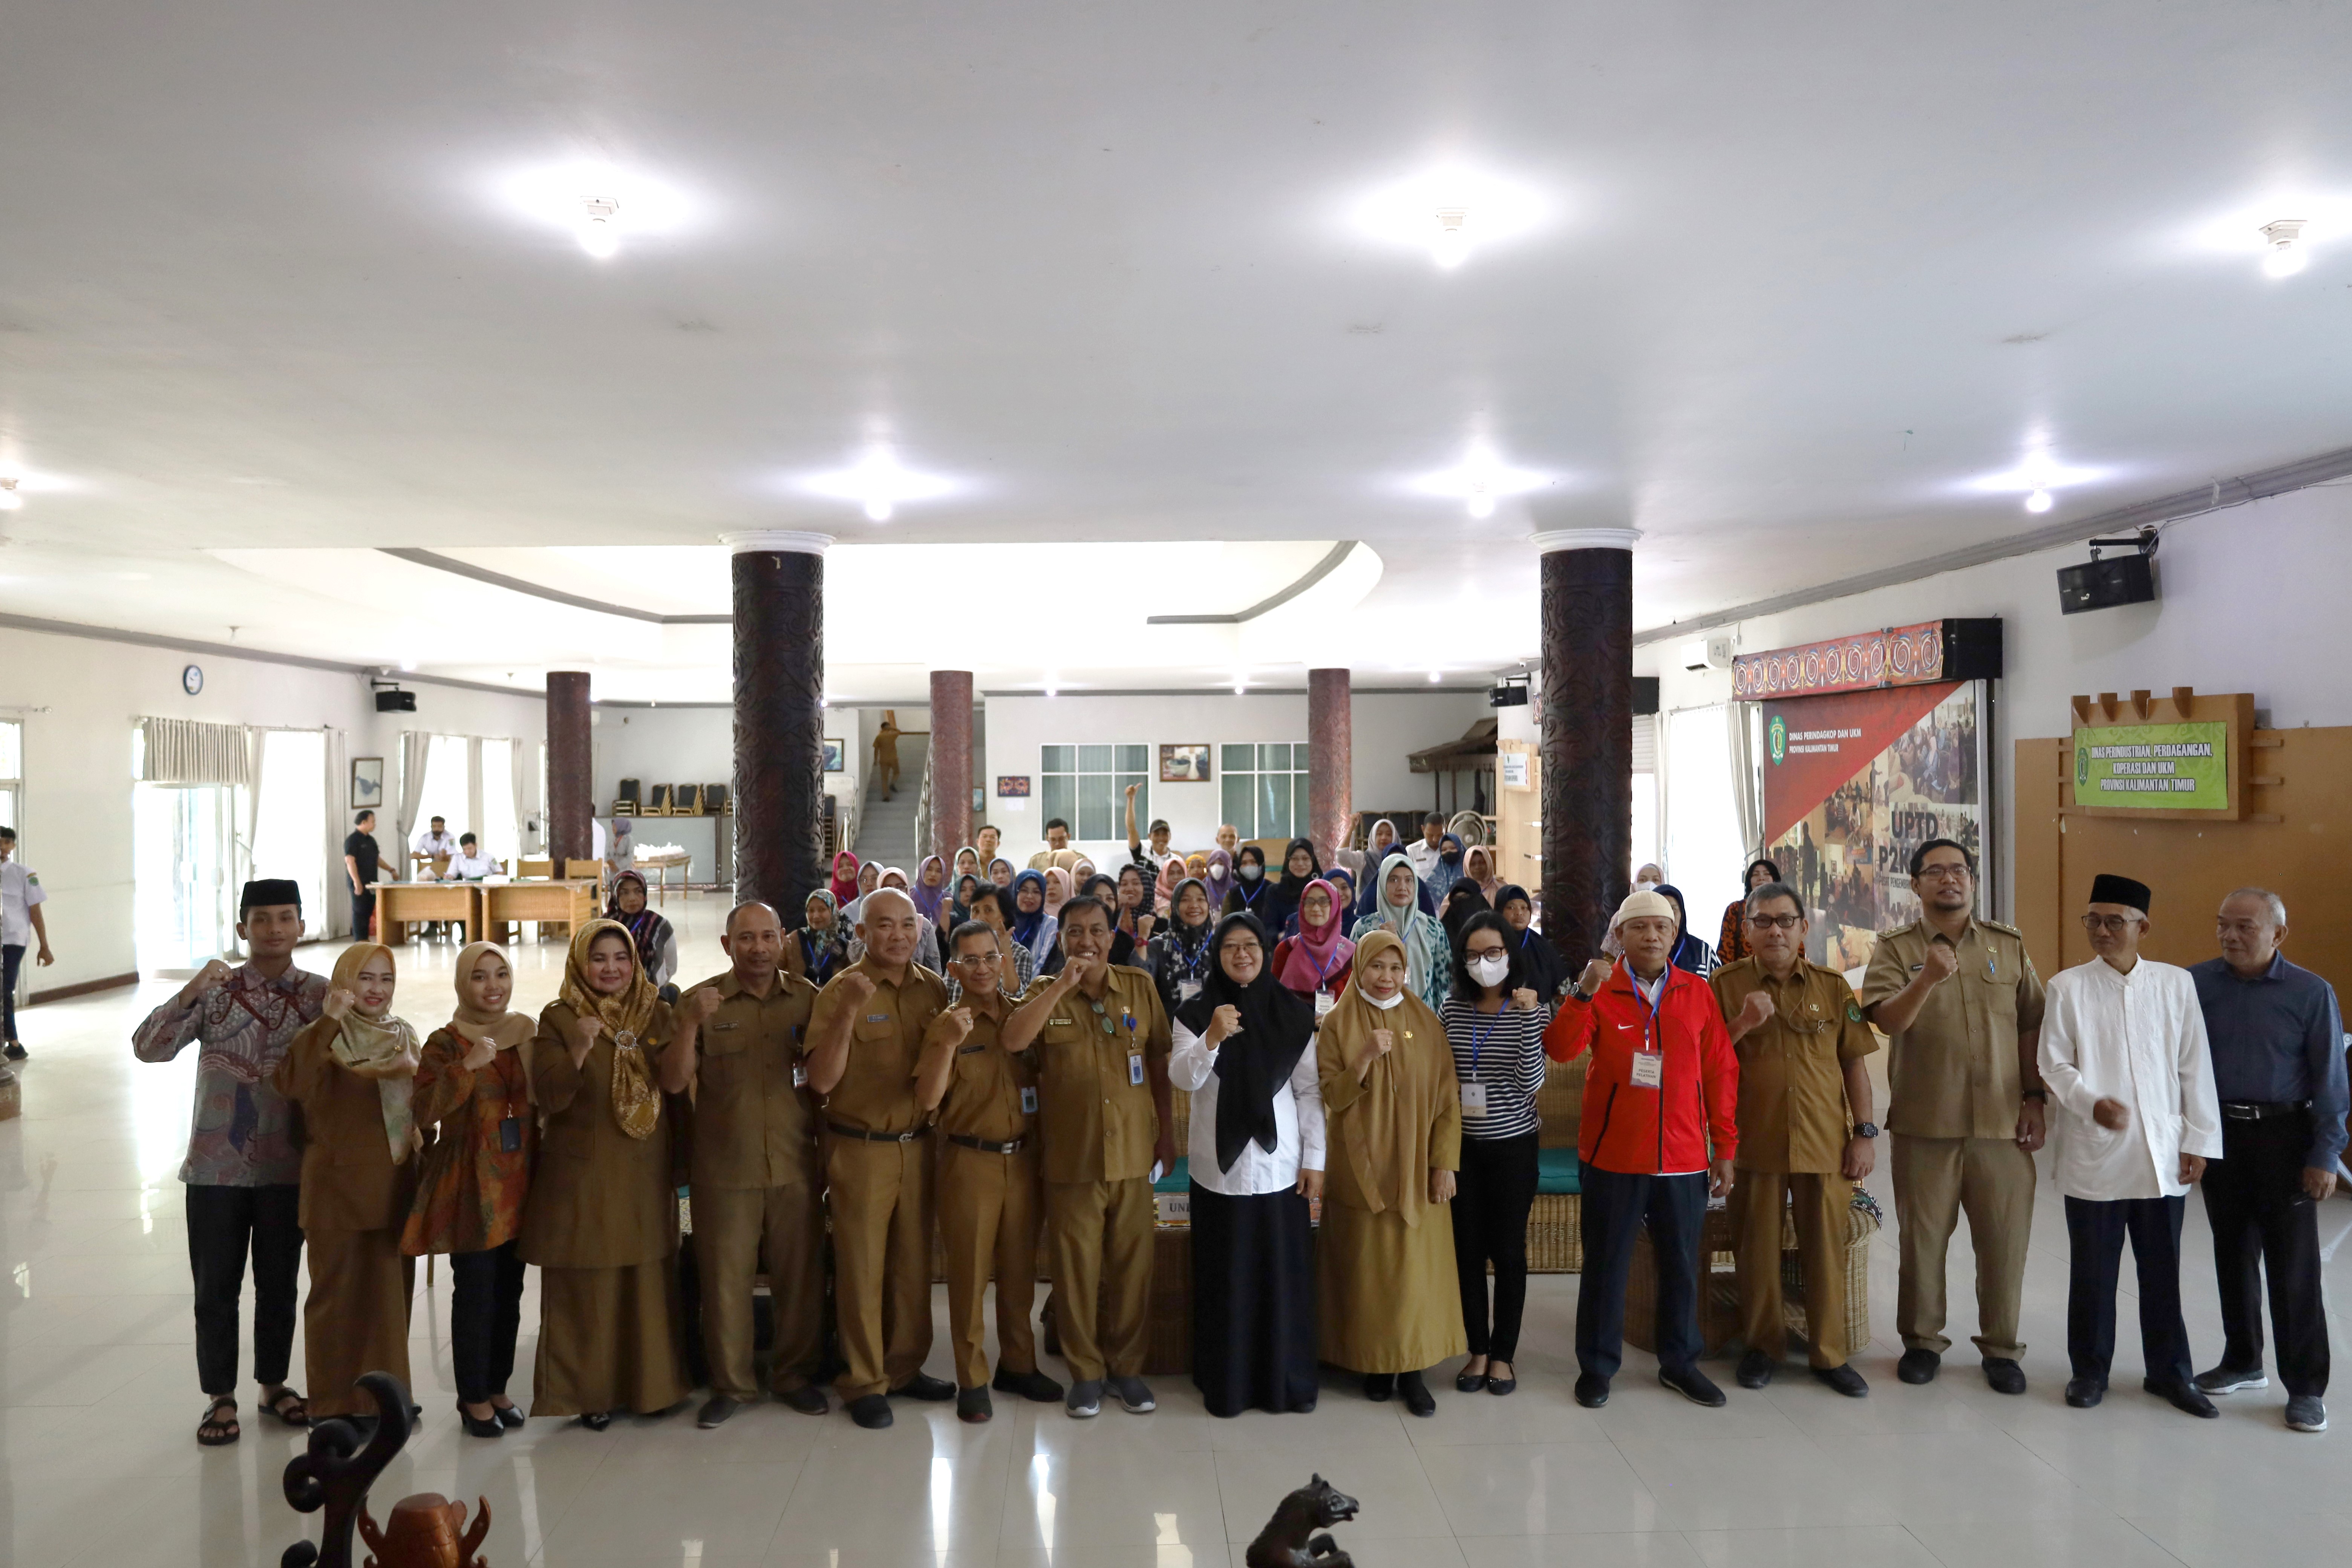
[303,1228,415,1418]
[1731,1171,1851,1367]
[1891,1133,2035,1361]
[937,1141,1043,1389]
[825,1135,936,1400]
[1044,1176,1154,1382]
[692,1181,826,1399]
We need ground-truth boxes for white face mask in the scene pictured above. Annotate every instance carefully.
[1239,863,1262,882]
[1365,989,1404,1011]
[1468,954,1510,988]
[1635,878,1660,892]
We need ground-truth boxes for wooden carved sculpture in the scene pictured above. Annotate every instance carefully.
[1243,1473,1359,1568]
[358,1493,493,1568]
[281,1370,492,1568]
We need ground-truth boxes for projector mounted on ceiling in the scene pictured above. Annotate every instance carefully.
[2058,525,2160,616]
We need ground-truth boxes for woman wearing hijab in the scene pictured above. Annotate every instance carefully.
[912,854,951,928]
[1268,837,1321,934]
[1654,884,1717,976]
[1494,885,1569,1004]
[274,943,423,1423]
[1053,873,1140,973]
[522,919,697,1426]
[1146,875,1217,1021]
[605,870,678,989]
[1353,845,1439,921]
[1114,862,1158,942]
[951,845,983,889]
[1439,882,1490,947]
[949,872,984,931]
[828,851,862,908]
[788,889,852,986]
[1351,853,1453,1010]
[1366,819,1401,866]
[1271,878,1355,1008]
[1717,859,1781,964]
[1322,867,1357,928]
[1425,834,1467,903]
[1201,847,1234,911]
[988,856,1017,890]
[1223,843,1280,926]
[1172,913,1325,1417]
[844,859,884,924]
[1315,928,1464,1416]
[1462,845,1503,903]
[1041,865,1074,920]
[405,942,535,1436]
[1008,869,1059,970]
[1154,856,1185,911]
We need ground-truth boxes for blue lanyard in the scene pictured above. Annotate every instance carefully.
[1463,1006,1507,1078]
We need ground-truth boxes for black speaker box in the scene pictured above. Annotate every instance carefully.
[2057,555,2156,615]
[374,689,416,712]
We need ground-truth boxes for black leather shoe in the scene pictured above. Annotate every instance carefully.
[1363,1373,1396,1402]
[1455,1364,1488,1393]
[1398,1370,1436,1417]
[775,1384,828,1415]
[1574,1372,1611,1408]
[956,1386,993,1424]
[697,1396,741,1430]
[1981,1358,2027,1396]
[893,1372,955,1401]
[577,1411,612,1431]
[994,1366,1065,1402]
[1812,1364,1868,1398]
[2144,1377,2219,1419]
[1897,1348,1941,1385]
[456,1400,503,1438]
[493,1401,526,1429]
[1736,1349,1776,1389]
[1658,1365,1727,1408]
[2064,1377,2106,1409]
[848,1394,894,1429]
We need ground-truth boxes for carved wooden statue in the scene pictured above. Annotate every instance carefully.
[359,1493,492,1568]
[281,1370,492,1568]
[1244,1473,1359,1568]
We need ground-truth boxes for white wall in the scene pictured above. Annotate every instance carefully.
[980,689,1493,863]
[1639,481,2352,919]
[0,624,546,991]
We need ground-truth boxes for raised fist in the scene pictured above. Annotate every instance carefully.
[1920,942,1960,984]
[322,988,356,1021]
[1736,990,1777,1034]
[1576,957,1615,996]
[836,971,878,1007]
[1208,1004,1243,1042]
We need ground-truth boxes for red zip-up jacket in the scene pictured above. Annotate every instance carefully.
[1543,961,1739,1175]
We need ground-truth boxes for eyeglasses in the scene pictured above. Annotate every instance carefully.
[2080,913,2139,933]
[1916,863,1971,881]
[1745,914,1802,931]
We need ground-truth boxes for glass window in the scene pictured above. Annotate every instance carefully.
[253,730,329,939]
[412,734,471,868]
[0,717,19,835]
[1219,740,1311,841]
[1038,744,1146,846]
[480,738,517,867]
[1041,745,1076,774]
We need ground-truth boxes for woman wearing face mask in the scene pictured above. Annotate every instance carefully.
[522,920,700,1427]
[1653,884,1717,977]
[1420,833,1464,904]
[605,870,677,990]
[1171,914,1326,1417]
[1223,844,1278,924]
[1494,885,1569,1004]
[1270,879,1355,1009]
[1201,848,1234,911]
[1350,854,1452,1010]
[405,942,535,1436]
[275,943,423,1424]
[1008,870,1059,971]
[1146,876,1217,1020]
[1440,912,1551,1397]
[1716,859,1781,965]
[1314,929,1464,1416]
[788,890,852,986]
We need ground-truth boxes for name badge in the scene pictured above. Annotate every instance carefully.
[792,1063,808,1088]
[957,1043,985,1056]
[1020,1086,1039,1114]
[1630,1047,1665,1089]
[865,1013,889,1023]
[1314,991,1336,1018]
[498,1116,523,1153]
[1048,1017,1073,1027]
[1459,1081,1489,1117]
[710,1021,739,1031]
[1128,1052,1145,1086]
[1177,979,1202,1002]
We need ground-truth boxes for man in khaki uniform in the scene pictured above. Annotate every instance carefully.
[1002,895,1177,1418]
[1861,837,2048,1394]
[805,886,959,1429]
[916,920,1065,1423]
[662,901,828,1428]
[1714,881,1880,1397]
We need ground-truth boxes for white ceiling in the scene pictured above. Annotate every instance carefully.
[2,3,2348,695]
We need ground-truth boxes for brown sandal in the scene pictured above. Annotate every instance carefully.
[197,1395,240,1446]
[260,1386,309,1428]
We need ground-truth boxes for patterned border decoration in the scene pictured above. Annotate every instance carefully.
[1732,620,1946,699]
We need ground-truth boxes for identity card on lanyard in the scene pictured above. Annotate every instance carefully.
[1629,978,1666,1089]
[1460,1011,1503,1117]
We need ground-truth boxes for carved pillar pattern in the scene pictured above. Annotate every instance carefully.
[1537,531,1638,968]
[930,669,974,860]
[1307,667,1354,862]
[728,532,831,921]
[546,672,593,867]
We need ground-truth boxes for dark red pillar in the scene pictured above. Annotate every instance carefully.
[547,671,593,868]
[1536,528,1639,966]
[930,670,974,861]
[1307,667,1353,863]
[727,531,831,919]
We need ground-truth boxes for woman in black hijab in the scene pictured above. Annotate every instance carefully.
[1269,836,1321,937]
[1439,880,1490,946]
[1168,913,1325,1417]
[1493,884,1569,1004]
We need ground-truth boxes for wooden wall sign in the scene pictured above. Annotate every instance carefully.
[1731,618,2001,701]
[2061,688,2254,822]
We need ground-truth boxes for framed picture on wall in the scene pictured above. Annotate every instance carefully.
[1159,743,1211,783]
[351,756,384,809]
[823,738,846,772]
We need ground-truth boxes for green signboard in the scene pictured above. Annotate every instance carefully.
[2072,720,2230,809]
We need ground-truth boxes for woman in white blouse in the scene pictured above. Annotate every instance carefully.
[1170,912,1326,1417]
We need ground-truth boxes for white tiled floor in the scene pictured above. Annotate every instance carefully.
[2,896,2346,1567]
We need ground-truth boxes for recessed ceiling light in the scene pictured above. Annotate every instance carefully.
[1969,447,2104,510]
[2261,217,2308,277]
[0,478,20,513]
[799,445,957,521]
[1427,670,1443,683]
[1410,441,1553,519]
[498,162,697,260]
[1352,167,1551,269]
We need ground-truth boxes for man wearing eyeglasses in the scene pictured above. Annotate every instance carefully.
[1713,881,1880,1396]
[1860,838,2047,1395]
[2037,873,2223,1417]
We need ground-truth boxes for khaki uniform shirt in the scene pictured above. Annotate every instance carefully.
[274,1016,423,1233]
[1711,956,1878,1174]
[936,995,1035,1146]
[808,956,951,1136]
[520,1000,680,1271]
[1022,966,1170,1185]
[684,968,821,1191]
[1861,917,2046,1141]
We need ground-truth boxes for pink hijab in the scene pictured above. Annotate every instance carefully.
[1043,867,1073,917]
[1276,878,1355,993]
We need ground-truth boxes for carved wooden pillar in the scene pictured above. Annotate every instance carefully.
[546,671,593,867]
[726,531,831,920]
[1307,667,1353,862]
[1535,528,1639,967]
[930,669,974,860]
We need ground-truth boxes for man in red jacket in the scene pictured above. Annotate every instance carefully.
[1545,890,1740,1409]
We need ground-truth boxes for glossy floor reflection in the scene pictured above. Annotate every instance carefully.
[0,896,2345,1566]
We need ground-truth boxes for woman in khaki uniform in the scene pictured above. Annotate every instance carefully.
[274,942,422,1424]
[522,919,698,1427]
[1315,928,1464,1415]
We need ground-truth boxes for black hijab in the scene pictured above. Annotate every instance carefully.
[1270,836,1320,929]
[1175,912,1317,1174]
[1494,883,1569,1002]
[1439,881,1490,943]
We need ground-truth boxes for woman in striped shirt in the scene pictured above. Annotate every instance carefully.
[1440,910,1551,1396]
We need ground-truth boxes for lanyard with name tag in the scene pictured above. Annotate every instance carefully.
[1314,990,1336,1018]
[498,1116,523,1153]
[1177,978,1202,1002]
[1460,1009,1507,1116]
[1629,979,1667,1089]
[1021,1086,1038,1114]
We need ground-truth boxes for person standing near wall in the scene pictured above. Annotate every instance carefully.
[872,710,903,799]
[345,810,382,941]
[0,825,53,1061]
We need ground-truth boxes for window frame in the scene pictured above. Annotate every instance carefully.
[1217,740,1312,842]
[1037,743,1150,842]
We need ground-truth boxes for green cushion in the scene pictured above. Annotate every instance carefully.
[1536,1147,1582,1195]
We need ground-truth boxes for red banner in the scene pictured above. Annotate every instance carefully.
[1761,683,1958,845]
[1734,620,1950,700]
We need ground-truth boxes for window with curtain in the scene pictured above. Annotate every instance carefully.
[1038,744,1147,841]
[411,734,472,863]
[1663,704,1743,951]
[0,718,20,834]
[252,730,329,938]
[1631,713,1660,881]
[1219,741,1311,841]
[479,737,517,867]
[134,784,243,973]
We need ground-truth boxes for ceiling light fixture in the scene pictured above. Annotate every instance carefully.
[1432,207,1470,270]
[2025,487,2054,513]
[799,445,956,522]
[1427,670,1442,683]
[577,196,621,259]
[1352,167,1550,269]
[1412,441,1551,519]
[1968,445,2104,510]
[2261,217,2308,277]
[0,476,20,513]
[498,162,696,260]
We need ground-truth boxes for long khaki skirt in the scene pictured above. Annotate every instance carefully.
[1315,1199,1467,1375]
[304,1227,416,1418]
[531,1257,689,1418]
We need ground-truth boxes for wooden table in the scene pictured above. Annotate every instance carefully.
[482,879,599,945]
[636,849,690,904]
[374,882,483,945]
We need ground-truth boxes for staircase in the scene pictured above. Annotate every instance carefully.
[851,733,928,872]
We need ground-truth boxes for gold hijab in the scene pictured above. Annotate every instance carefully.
[450,940,534,1102]
[559,918,663,1140]
[327,943,423,1162]
[1315,928,1455,1227]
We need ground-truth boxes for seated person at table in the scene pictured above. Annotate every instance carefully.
[446,833,499,880]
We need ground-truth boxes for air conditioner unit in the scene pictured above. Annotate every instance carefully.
[1679,636,1735,672]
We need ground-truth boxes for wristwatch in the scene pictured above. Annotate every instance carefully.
[2021,1088,2048,1103]
[1852,1122,1880,1139]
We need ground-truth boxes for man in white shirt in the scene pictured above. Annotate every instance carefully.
[444,833,499,879]
[413,816,457,870]
[2038,872,2224,1418]
[1,826,55,1061]
[1404,814,1446,882]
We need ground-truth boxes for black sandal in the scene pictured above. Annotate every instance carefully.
[197,1395,240,1446]
[260,1386,309,1428]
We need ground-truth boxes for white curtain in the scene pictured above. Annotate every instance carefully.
[511,738,532,860]
[325,728,349,936]
[240,727,266,896]
[395,730,431,862]
[139,717,251,786]
[1728,703,1762,861]
[466,737,485,848]
[1662,703,1744,944]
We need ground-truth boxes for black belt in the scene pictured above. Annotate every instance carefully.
[2220,1100,2309,1121]
[946,1133,1026,1155]
[827,1122,922,1143]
